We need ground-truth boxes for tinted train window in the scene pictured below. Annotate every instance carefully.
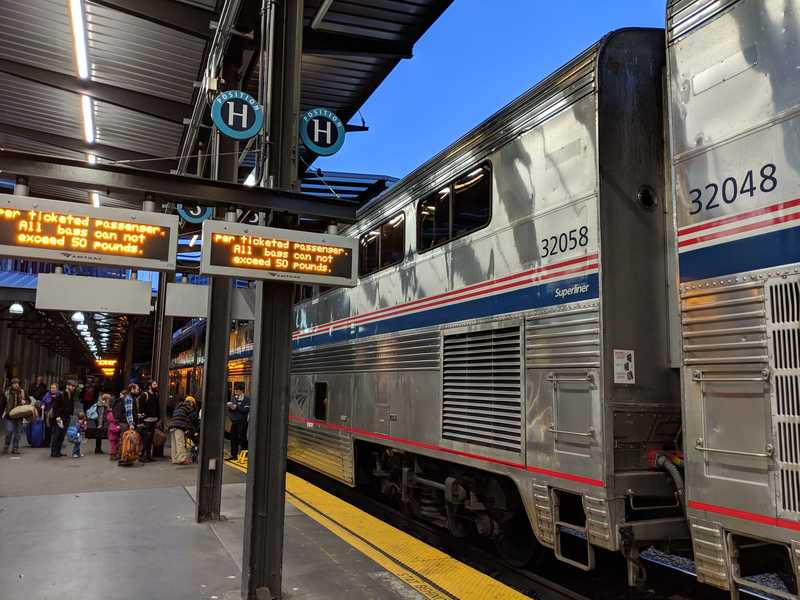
[359,212,405,277]
[452,164,491,237]
[417,162,491,253]
[417,187,451,251]
[380,213,405,268]
[359,230,379,276]
[314,382,328,421]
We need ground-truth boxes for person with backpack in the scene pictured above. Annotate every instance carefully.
[50,380,77,457]
[136,381,160,463]
[169,395,198,465]
[118,383,142,466]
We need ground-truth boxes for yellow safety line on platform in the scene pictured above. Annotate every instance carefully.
[224,459,532,600]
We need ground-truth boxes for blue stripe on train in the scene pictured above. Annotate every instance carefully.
[292,272,599,350]
[679,225,800,282]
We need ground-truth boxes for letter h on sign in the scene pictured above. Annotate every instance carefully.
[312,118,333,145]
[227,101,248,128]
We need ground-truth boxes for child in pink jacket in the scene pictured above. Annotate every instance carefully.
[104,393,121,460]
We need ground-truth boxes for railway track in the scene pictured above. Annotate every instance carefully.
[286,461,727,600]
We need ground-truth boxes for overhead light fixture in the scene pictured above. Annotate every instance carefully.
[8,303,23,315]
[69,0,89,80]
[81,94,95,144]
[189,234,199,248]
[87,153,96,165]
[244,170,256,187]
[94,313,105,320]
[77,323,88,331]
[71,311,85,322]
[91,191,100,208]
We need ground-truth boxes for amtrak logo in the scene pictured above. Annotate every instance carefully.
[300,107,346,156]
[211,90,264,140]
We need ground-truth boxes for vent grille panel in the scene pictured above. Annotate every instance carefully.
[291,331,440,373]
[442,325,523,454]
[768,279,800,517]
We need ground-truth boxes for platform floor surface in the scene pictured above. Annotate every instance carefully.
[2,446,519,600]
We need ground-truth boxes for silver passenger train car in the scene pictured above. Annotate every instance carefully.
[289,28,686,577]
[668,0,800,597]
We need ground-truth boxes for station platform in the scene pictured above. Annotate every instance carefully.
[0,446,530,600]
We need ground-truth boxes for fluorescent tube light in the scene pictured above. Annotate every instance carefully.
[69,0,89,80]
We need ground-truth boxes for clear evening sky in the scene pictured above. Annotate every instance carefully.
[312,0,665,179]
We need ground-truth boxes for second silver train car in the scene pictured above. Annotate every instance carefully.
[289,28,685,578]
[668,0,800,597]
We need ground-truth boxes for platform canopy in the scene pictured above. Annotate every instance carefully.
[0,0,450,209]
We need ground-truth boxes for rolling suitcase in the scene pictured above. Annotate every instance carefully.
[26,419,44,447]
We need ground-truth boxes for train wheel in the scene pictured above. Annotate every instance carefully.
[495,511,542,567]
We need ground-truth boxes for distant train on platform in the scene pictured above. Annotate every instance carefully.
[171,1,800,597]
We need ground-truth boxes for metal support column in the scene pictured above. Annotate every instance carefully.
[156,273,175,421]
[242,0,303,597]
[196,59,240,522]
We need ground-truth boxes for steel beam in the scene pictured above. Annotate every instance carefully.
[90,0,215,38]
[303,28,413,59]
[241,1,303,598]
[0,126,165,167]
[195,214,233,521]
[0,59,191,124]
[0,150,357,222]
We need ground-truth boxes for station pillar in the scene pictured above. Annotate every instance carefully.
[196,59,240,522]
[241,0,303,598]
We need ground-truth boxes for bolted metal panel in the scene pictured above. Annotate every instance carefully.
[93,99,183,160]
[0,75,82,140]
[0,0,75,78]
[85,1,207,103]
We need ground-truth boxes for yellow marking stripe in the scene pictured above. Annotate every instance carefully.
[286,491,455,600]
[224,460,533,600]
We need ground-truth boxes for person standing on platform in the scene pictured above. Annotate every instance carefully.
[169,395,198,465]
[123,382,140,431]
[31,376,47,403]
[91,393,108,455]
[72,411,87,458]
[2,378,27,454]
[137,381,160,463]
[40,383,60,446]
[81,377,97,413]
[50,381,75,457]
[105,394,121,460]
[227,383,250,460]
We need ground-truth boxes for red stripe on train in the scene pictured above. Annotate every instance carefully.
[677,197,800,237]
[288,415,604,487]
[688,500,800,531]
[294,255,599,339]
[678,211,800,249]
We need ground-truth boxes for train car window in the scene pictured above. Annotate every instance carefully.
[359,228,380,276]
[452,163,491,238]
[359,211,405,277]
[380,213,405,268]
[417,186,451,252]
[293,284,314,303]
[313,382,328,421]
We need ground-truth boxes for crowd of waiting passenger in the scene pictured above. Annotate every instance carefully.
[0,375,250,467]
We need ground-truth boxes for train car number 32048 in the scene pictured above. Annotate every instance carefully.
[688,163,778,215]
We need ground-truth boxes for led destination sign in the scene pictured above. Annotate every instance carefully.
[200,220,357,287]
[0,196,179,270]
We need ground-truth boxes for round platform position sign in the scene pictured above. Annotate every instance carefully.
[300,107,346,156]
[211,90,264,140]
[177,203,214,224]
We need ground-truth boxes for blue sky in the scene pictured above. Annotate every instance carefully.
[312,0,665,178]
